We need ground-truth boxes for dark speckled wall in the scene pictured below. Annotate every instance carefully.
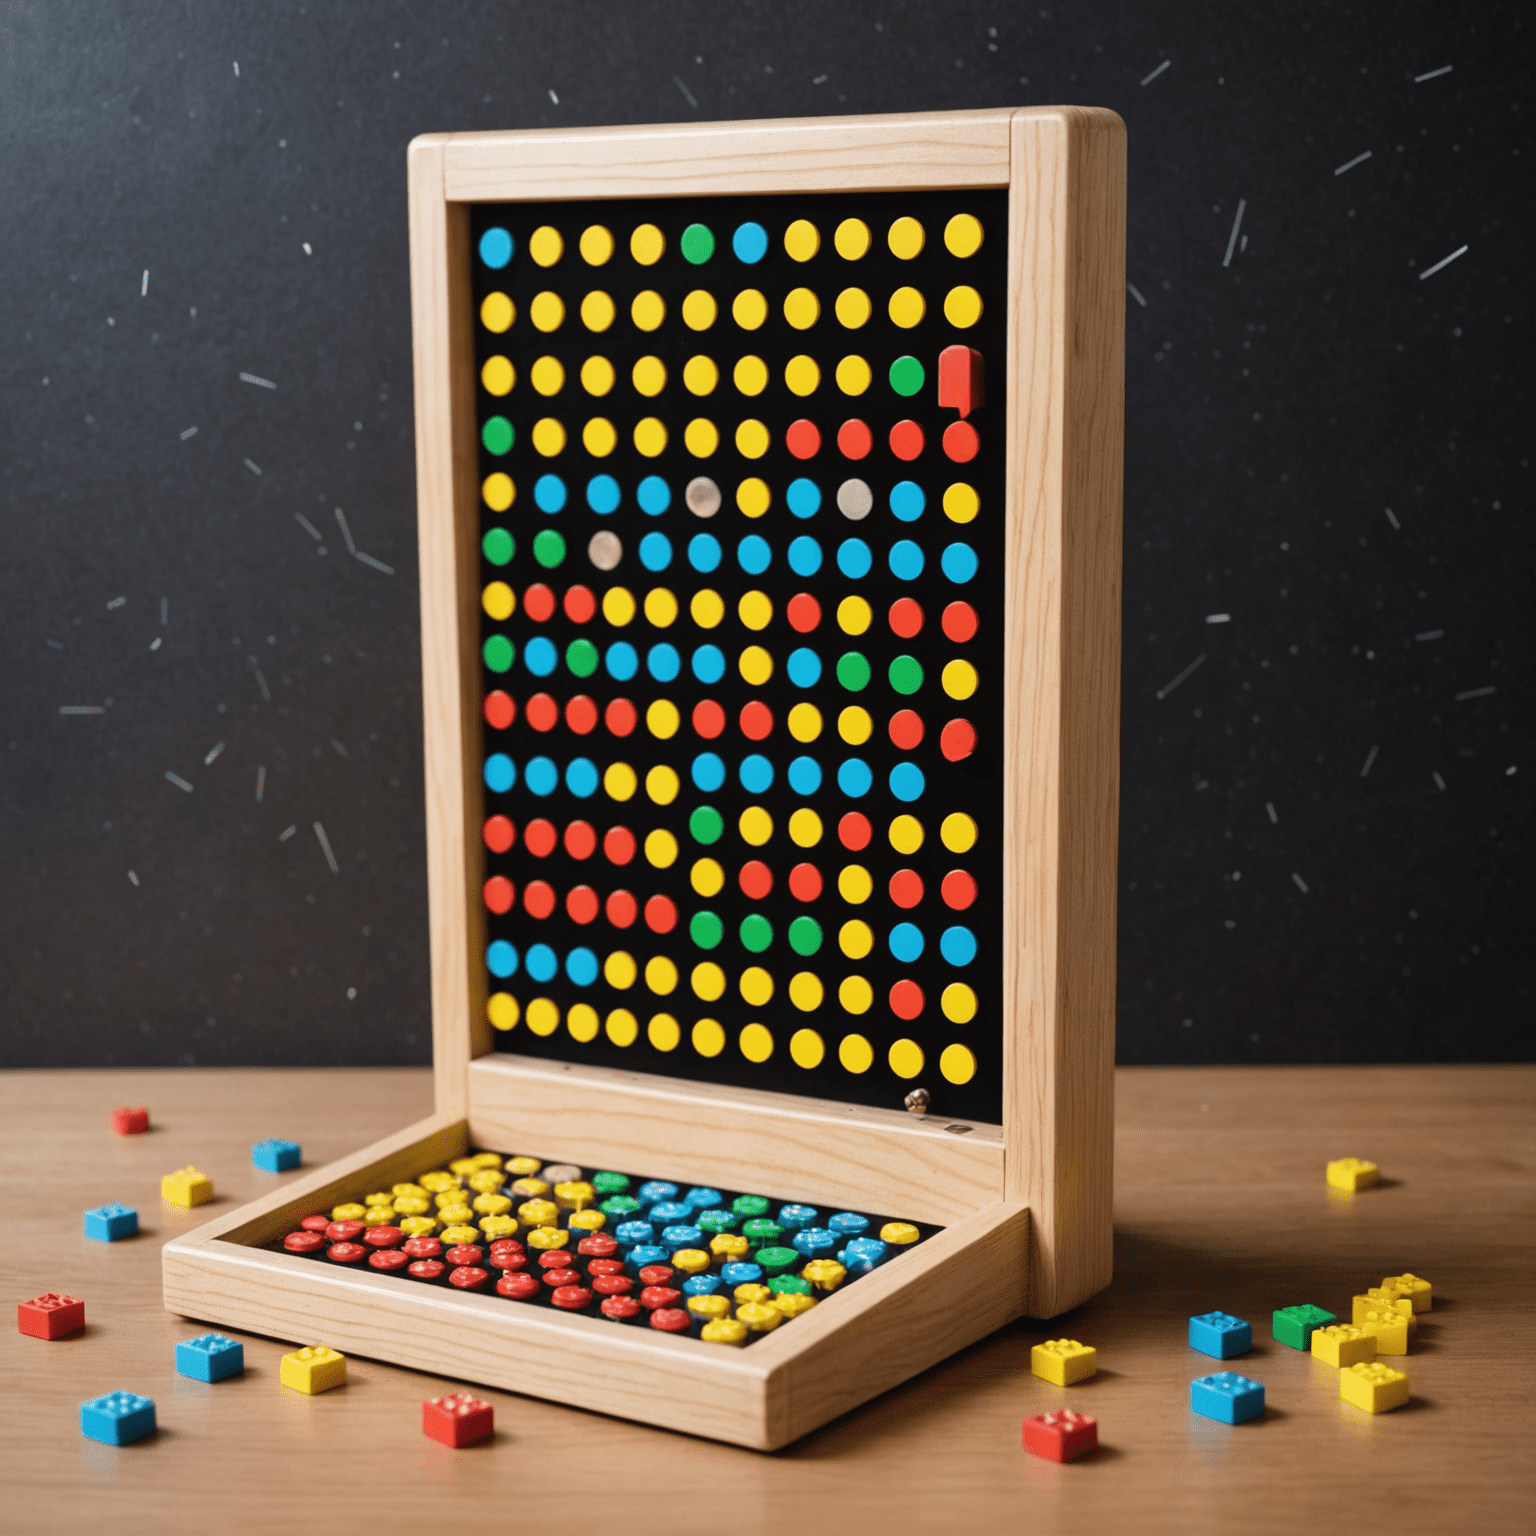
[2,1,1528,1069]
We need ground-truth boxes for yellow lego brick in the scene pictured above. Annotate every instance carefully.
[1382,1273,1432,1312]
[1340,1361,1409,1413]
[161,1166,214,1207]
[1311,1324,1379,1368]
[1351,1290,1415,1326]
[1326,1157,1379,1193]
[280,1346,347,1394]
[1356,1309,1411,1355]
[1031,1339,1098,1386]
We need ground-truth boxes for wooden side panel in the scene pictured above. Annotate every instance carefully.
[468,1054,1003,1227]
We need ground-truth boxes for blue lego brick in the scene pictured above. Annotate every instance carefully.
[82,1202,139,1242]
[79,1391,157,1445]
[1188,1310,1252,1359]
[251,1137,302,1172]
[1190,1372,1265,1424]
[176,1332,246,1382]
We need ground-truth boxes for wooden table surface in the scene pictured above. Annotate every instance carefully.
[2,1065,1530,1534]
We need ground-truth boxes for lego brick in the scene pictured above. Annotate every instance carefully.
[1190,1372,1265,1424]
[111,1106,150,1135]
[1188,1311,1251,1359]
[280,1345,347,1394]
[82,1202,139,1242]
[1356,1309,1410,1355]
[1340,1361,1409,1414]
[161,1166,214,1207]
[79,1391,156,1446]
[1021,1409,1097,1462]
[1380,1273,1432,1313]
[17,1292,85,1339]
[252,1138,303,1172]
[423,1391,496,1447]
[1351,1290,1415,1326]
[1310,1324,1378,1369]
[1031,1339,1097,1386]
[1272,1304,1336,1350]
[1325,1157,1379,1192]
[176,1332,246,1382]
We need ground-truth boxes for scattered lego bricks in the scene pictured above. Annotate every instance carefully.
[1340,1361,1410,1414]
[1188,1310,1251,1359]
[176,1333,245,1382]
[161,1166,214,1207]
[252,1138,302,1172]
[1272,1304,1336,1350]
[423,1391,495,1447]
[280,1346,347,1395]
[1021,1409,1097,1462]
[1325,1157,1379,1192]
[110,1106,149,1135]
[79,1391,156,1446]
[1310,1324,1378,1369]
[1030,1339,1097,1386]
[18,1292,85,1340]
[82,1202,138,1242]
[1190,1371,1265,1425]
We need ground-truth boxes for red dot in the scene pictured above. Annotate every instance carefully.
[786,593,822,633]
[551,1285,594,1311]
[482,877,515,914]
[482,815,515,854]
[942,601,979,643]
[605,889,638,928]
[284,1231,325,1254]
[591,1273,632,1297]
[525,819,558,858]
[941,869,978,910]
[888,709,924,750]
[889,979,925,1020]
[604,826,636,865]
[943,420,980,463]
[523,881,556,919]
[524,584,556,622]
[788,863,823,902]
[650,1308,690,1333]
[564,820,597,859]
[327,1242,367,1265]
[483,691,516,730]
[739,861,773,900]
[739,701,774,741]
[940,719,977,762]
[368,1249,409,1273]
[564,585,597,623]
[600,1294,641,1321]
[566,885,600,924]
[692,699,726,739]
[837,419,873,459]
[839,812,872,851]
[566,695,599,734]
[888,869,924,909]
[525,692,559,732]
[498,1272,539,1301]
[785,419,822,459]
[889,419,925,461]
[605,698,638,737]
[644,895,678,934]
[299,1214,331,1233]
[888,598,925,638]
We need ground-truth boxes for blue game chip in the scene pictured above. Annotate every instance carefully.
[587,474,621,514]
[524,635,557,676]
[525,944,558,983]
[888,761,926,802]
[837,538,872,578]
[787,478,822,518]
[786,647,822,687]
[940,925,978,965]
[565,758,599,797]
[732,222,769,263]
[639,531,673,571]
[637,474,671,515]
[487,941,519,978]
[942,541,979,583]
[565,948,599,986]
[837,758,873,797]
[691,644,725,683]
[479,227,514,269]
[889,481,926,521]
[534,473,567,513]
[889,539,925,580]
[524,756,558,797]
[788,536,822,576]
[739,755,775,794]
[888,922,925,962]
[605,641,638,681]
[483,754,516,793]
[647,643,680,682]
[788,756,823,795]
[737,535,771,574]
[691,753,726,793]
[688,533,722,572]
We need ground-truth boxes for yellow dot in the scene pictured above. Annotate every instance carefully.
[529,356,564,396]
[531,418,567,457]
[783,287,821,330]
[889,286,926,328]
[529,225,564,266]
[692,961,726,1001]
[683,356,719,396]
[838,864,872,903]
[685,418,719,457]
[839,920,873,959]
[646,699,680,738]
[739,1023,774,1063]
[526,998,560,1036]
[880,1222,920,1246]
[835,287,872,329]
[733,355,768,396]
[889,1039,924,1079]
[736,478,771,518]
[631,290,666,331]
[481,581,515,621]
[648,1013,680,1052]
[630,224,665,265]
[583,417,617,457]
[944,213,985,258]
[784,355,821,396]
[480,293,514,333]
[646,765,680,805]
[835,355,872,394]
[942,813,978,853]
[645,828,678,868]
[834,218,872,260]
[482,473,514,512]
[732,289,768,330]
[602,586,635,626]
[944,285,984,328]
[481,356,514,395]
[943,482,979,523]
[838,977,873,1015]
[682,290,718,331]
[644,588,678,627]
[787,973,823,1012]
[889,815,925,855]
[645,956,679,995]
[940,1043,977,1085]
[579,224,615,265]
[691,589,724,628]
[738,646,773,686]
[567,1003,599,1043]
[632,355,667,396]
[839,1032,873,1071]
[530,291,565,332]
[738,590,773,630]
[606,1008,639,1046]
[788,703,822,742]
[487,992,520,1031]
[692,1018,725,1057]
[784,219,821,261]
[604,762,637,800]
[837,596,872,635]
[838,706,872,746]
[581,356,615,396]
[941,983,978,1024]
[738,806,773,846]
[790,1028,824,1067]
[604,951,637,989]
[633,417,668,457]
[691,858,724,897]
[788,808,822,848]
[735,419,770,459]
[942,660,979,700]
[888,216,926,260]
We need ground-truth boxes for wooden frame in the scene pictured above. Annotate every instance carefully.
[163,106,1125,1450]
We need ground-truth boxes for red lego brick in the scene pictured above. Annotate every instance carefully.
[18,1293,86,1339]
[111,1106,149,1135]
[422,1392,494,1448]
[1022,1409,1098,1463]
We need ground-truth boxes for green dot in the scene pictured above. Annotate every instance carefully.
[698,1208,739,1235]
[889,355,925,397]
[592,1171,630,1196]
[733,1195,771,1220]
[742,1218,783,1245]
[888,654,925,695]
[690,910,724,950]
[532,528,566,569]
[788,915,823,957]
[481,416,514,455]
[680,223,716,264]
[482,527,515,566]
[600,1195,641,1220]
[768,1273,813,1296]
[754,1245,799,1277]
[566,637,599,678]
[739,913,774,953]
[482,635,515,674]
[836,651,871,691]
[689,805,724,845]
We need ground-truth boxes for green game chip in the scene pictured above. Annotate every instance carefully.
[788,915,823,956]
[482,527,515,566]
[689,805,724,844]
[481,416,514,455]
[888,355,925,397]
[742,1218,783,1245]
[768,1274,813,1296]
[600,1195,641,1220]
[888,654,925,694]
[689,910,724,949]
[532,528,566,568]
[754,1246,799,1277]
[482,635,515,673]
[739,913,773,953]
[836,651,872,691]
[698,1209,739,1235]
[565,637,599,678]
[680,222,716,264]
[592,1172,630,1196]
[732,1195,771,1220]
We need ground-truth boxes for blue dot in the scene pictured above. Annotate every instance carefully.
[737,535,771,574]
[534,474,567,513]
[889,923,926,963]
[688,534,722,573]
[483,754,516,793]
[889,481,925,522]
[692,753,726,792]
[787,478,822,518]
[838,758,873,798]
[837,538,873,578]
[639,532,673,571]
[587,474,620,514]
[524,635,557,677]
[691,644,725,684]
[525,756,558,797]
[889,539,926,580]
[788,536,823,576]
[605,642,638,681]
[739,754,775,794]
[889,761,926,802]
[566,947,599,986]
[486,941,519,979]
[940,926,978,966]
[732,222,769,263]
[787,647,822,688]
[479,227,513,269]
[647,643,680,682]
[788,756,822,795]
[565,758,599,798]
[942,541,979,583]
[637,475,671,515]
[526,943,558,983]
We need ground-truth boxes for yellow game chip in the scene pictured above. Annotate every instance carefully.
[837,596,872,635]
[692,1018,725,1057]
[633,417,667,457]
[645,765,679,805]
[889,815,924,854]
[645,956,679,994]
[944,482,979,522]
[567,1004,599,1043]
[839,977,873,1015]
[684,418,719,456]
[481,582,514,621]
[691,858,724,898]
[644,829,678,867]
[530,355,564,396]
[605,1009,638,1047]
[583,417,617,457]
[888,1039,924,1078]
[480,293,514,332]
[480,356,514,395]
[835,355,871,394]
[784,219,821,261]
[604,952,638,989]
[481,473,514,512]
[631,290,665,331]
[839,921,873,959]
[788,808,822,847]
[732,289,768,329]
[737,589,773,628]
[691,961,726,1001]
[646,699,680,738]
[739,1023,774,1063]
[526,998,560,1036]
[888,286,926,328]
[787,703,822,741]
[944,285,983,328]
[944,213,984,257]
[888,216,925,259]
[941,813,978,853]
[647,1014,681,1052]
[632,355,667,396]
[838,706,873,744]
[784,355,820,396]
[738,805,773,845]
[682,289,718,330]
[580,355,615,396]
[941,983,977,1023]
[530,291,565,332]
[838,864,873,903]
[531,418,566,456]
[683,356,719,396]
[604,762,637,800]
[487,993,520,1031]
[644,588,678,627]
[690,588,725,628]
[733,355,769,396]
[630,223,665,265]
[940,1044,976,1084]
[736,478,771,518]
[738,646,773,686]
[735,419,770,458]
[529,225,564,266]
[834,218,871,260]
[790,1028,824,1067]
[783,287,820,329]
[835,288,872,329]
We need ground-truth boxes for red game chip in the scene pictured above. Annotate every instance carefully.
[888,597,925,638]
[488,1237,524,1258]
[523,880,556,919]
[448,1266,491,1292]
[788,862,824,902]
[787,592,822,633]
[888,709,924,751]
[639,1286,682,1312]
[564,584,597,623]
[283,1231,325,1254]
[566,885,600,924]
[837,419,873,459]
[838,813,873,851]
[943,421,980,463]
[578,1235,619,1260]
[604,826,637,865]
[525,818,558,857]
[692,699,726,738]
[536,1250,573,1271]
[408,1259,446,1282]
[650,1308,690,1334]
[482,815,515,854]
[586,1257,625,1276]
[942,601,979,643]
[542,1268,582,1289]
[364,1225,404,1249]
[368,1248,410,1273]
[564,819,597,859]
[606,698,638,736]
[889,979,926,1019]
[551,1285,594,1311]
[942,870,979,910]
[889,420,925,461]
[739,861,773,900]
[940,719,977,762]
[637,1264,675,1287]
[483,691,516,730]
[488,1249,527,1274]
[644,895,678,933]
[300,1214,331,1233]
[403,1236,444,1260]
[606,888,639,927]
[600,1295,641,1322]
[591,1274,634,1297]
[524,583,556,622]
[497,1271,539,1301]
[888,870,925,909]
[326,1220,365,1243]
[326,1242,367,1265]
[566,694,599,734]
[525,692,558,732]
[739,701,774,740]
[785,419,822,459]
[483,876,515,915]
[445,1244,483,1267]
